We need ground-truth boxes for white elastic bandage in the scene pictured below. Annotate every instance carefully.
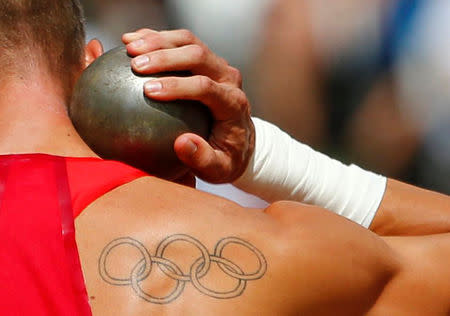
[233,117,387,228]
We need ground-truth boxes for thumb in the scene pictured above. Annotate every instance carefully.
[174,133,229,182]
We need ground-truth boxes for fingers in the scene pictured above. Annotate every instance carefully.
[174,134,231,182]
[131,45,217,78]
[131,44,208,73]
[123,29,202,55]
[122,28,238,86]
[121,28,254,183]
[143,76,248,121]
[122,28,156,43]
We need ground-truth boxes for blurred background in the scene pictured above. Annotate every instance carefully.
[80,0,450,205]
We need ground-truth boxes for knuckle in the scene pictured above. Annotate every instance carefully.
[231,89,249,111]
[161,77,179,90]
[228,66,243,86]
[188,44,207,62]
[143,33,162,47]
[179,29,196,42]
[196,75,214,92]
[217,57,231,73]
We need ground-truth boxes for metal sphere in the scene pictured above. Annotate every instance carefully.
[69,47,211,180]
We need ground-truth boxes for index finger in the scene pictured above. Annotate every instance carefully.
[143,76,248,121]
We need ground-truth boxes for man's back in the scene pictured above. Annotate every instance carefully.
[74,176,450,316]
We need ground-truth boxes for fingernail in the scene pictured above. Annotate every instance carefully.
[133,55,149,68]
[130,39,144,48]
[144,80,162,94]
[184,139,198,155]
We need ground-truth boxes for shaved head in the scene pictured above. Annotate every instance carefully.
[0,0,86,96]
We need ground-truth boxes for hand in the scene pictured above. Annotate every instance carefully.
[122,29,254,183]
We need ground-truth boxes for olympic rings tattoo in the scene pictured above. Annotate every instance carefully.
[99,235,267,304]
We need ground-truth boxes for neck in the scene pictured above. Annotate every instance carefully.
[0,74,97,157]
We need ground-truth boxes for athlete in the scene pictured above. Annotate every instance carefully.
[0,1,449,316]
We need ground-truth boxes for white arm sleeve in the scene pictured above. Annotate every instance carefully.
[233,117,387,228]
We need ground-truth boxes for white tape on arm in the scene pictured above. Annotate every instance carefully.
[234,117,387,227]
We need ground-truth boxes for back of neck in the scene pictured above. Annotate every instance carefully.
[0,75,97,158]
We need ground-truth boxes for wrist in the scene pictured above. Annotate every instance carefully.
[234,117,387,227]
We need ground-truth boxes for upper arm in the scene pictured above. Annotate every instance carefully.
[264,201,400,315]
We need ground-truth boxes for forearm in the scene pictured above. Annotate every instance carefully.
[234,118,450,235]
[234,117,386,228]
[370,179,450,236]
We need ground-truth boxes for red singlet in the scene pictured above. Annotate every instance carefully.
[0,154,146,316]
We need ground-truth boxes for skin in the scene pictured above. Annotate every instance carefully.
[76,179,401,316]
[2,28,450,315]
[122,29,255,184]
[371,179,450,236]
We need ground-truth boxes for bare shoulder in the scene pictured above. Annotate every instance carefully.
[75,177,399,316]
[75,176,277,315]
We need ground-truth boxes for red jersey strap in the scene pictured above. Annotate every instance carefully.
[54,157,92,316]
[64,156,148,218]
